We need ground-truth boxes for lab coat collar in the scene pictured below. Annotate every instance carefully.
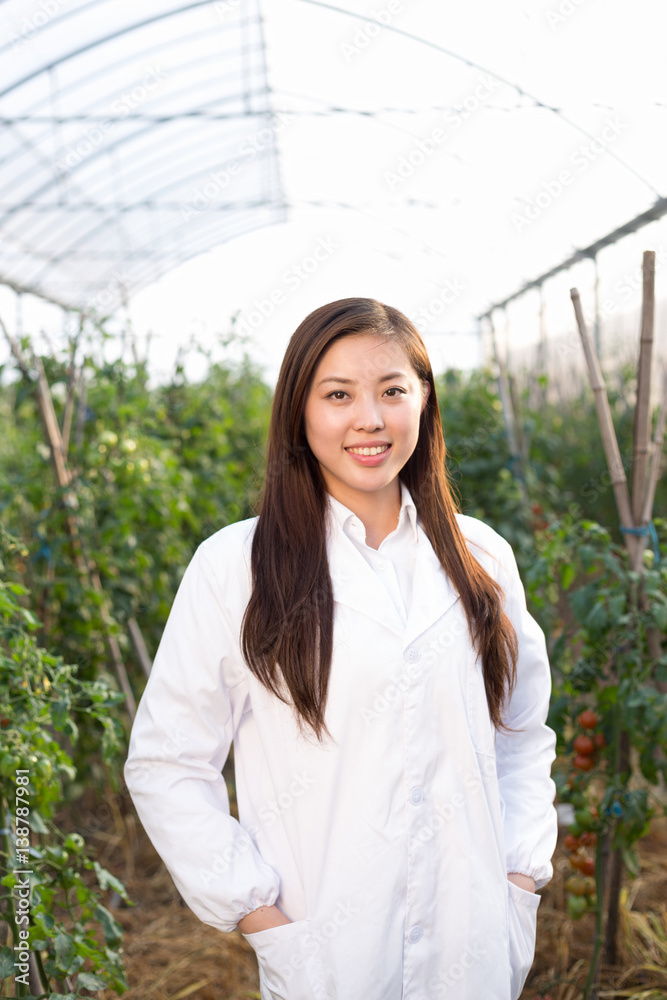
[404,525,461,648]
[326,480,418,545]
[325,484,460,644]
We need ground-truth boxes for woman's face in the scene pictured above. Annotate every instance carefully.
[303,332,429,510]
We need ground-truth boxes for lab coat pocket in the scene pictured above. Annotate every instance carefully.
[242,919,327,1000]
[507,880,540,1000]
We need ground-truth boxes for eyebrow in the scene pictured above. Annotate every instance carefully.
[315,371,408,387]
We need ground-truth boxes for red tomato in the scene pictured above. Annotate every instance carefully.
[578,709,599,729]
[594,732,606,749]
[580,858,595,877]
[564,834,580,851]
[573,735,595,756]
[574,754,594,771]
[580,831,597,847]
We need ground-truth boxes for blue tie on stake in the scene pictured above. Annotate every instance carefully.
[620,522,661,565]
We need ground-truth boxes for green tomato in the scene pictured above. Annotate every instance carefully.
[64,833,85,853]
[567,894,588,920]
[43,846,68,866]
[574,808,595,831]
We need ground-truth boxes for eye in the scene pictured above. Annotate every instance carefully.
[384,386,406,397]
[326,390,348,400]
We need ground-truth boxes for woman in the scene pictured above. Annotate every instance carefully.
[125,297,557,1000]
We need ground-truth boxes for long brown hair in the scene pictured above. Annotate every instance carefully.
[241,298,517,738]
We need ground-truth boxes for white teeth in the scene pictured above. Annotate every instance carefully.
[347,445,389,456]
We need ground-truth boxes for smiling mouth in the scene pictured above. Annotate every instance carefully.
[345,445,390,456]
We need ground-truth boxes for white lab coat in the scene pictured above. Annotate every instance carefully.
[125,506,557,1000]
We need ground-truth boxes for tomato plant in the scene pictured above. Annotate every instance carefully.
[529,516,666,995]
[0,529,129,997]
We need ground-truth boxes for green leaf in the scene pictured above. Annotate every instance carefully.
[54,931,75,972]
[93,904,122,945]
[77,972,107,990]
[94,861,129,901]
[29,809,49,834]
[0,945,15,978]
[51,699,71,731]
[560,562,576,590]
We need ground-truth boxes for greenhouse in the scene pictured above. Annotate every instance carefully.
[1,2,666,999]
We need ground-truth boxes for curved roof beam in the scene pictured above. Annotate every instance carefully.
[300,0,663,200]
[0,87,272,221]
[0,1,228,101]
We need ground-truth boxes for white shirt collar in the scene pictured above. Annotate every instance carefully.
[326,480,419,546]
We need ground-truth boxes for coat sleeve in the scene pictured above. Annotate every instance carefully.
[124,540,280,932]
[494,538,558,890]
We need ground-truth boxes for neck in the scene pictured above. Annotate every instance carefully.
[329,480,402,549]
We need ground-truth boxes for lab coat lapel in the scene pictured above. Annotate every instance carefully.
[327,519,406,638]
[403,525,460,648]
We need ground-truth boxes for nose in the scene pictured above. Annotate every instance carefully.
[352,392,384,432]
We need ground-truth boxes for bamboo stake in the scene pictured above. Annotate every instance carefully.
[571,275,666,973]
[34,354,74,493]
[488,315,529,503]
[128,617,153,678]
[1,316,137,719]
[75,368,88,450]
[631,251,655,525]
[62,319,84,459]
[570,289,635,545]
[641,367,667,526]
[641,368,667,670]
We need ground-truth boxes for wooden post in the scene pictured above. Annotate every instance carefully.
[488,314,528,503]
[631,251,655,530]
[641,368,667,525]
[571,272,667,978]
[569,289,635,544]
[641,368,667,672]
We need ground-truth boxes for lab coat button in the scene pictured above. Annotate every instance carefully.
[408,925,423,943]
[410,786,424,805]
[404,646,420,663]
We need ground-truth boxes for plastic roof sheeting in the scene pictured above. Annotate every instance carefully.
[1,0,666,327]
[0,0,285,312]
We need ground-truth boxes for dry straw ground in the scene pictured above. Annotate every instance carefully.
[93,798,667,1000]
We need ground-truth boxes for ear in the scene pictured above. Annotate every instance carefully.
[420,380,431,412]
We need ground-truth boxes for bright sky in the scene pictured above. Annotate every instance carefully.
[2,0,666,384]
